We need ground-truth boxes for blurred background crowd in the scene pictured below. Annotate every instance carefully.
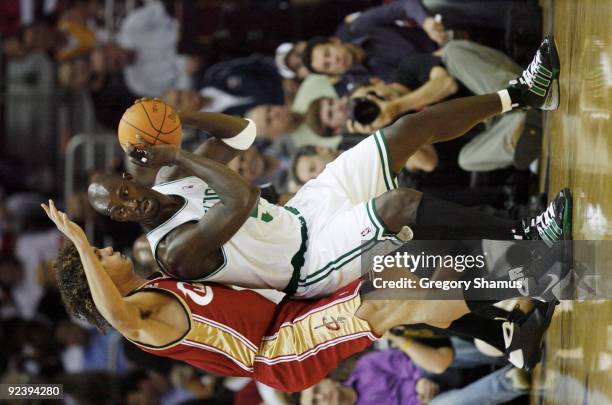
[0,0,547,403]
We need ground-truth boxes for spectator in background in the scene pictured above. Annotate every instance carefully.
[122,369,196,405]
[0,255,23,320]
[164,55,285,117]
[4,191,61,320]
[301,332,529,405]
[301,356,527,405]
[196,55,285,111]
[92,0,200,97]
[275,41,309,81]
[304,97,349,138]
[164,87,255,116]
[304,79,426,137]
[2,21,60,59]
[301,0,446,95]
[246,104,304,140]
[393,40,542,171]
[4,29,56,165]
[280,74,346,155]
[57,56,92,91]
[227,147,289,193]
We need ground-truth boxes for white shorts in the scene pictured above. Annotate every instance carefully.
[286,131,412,298]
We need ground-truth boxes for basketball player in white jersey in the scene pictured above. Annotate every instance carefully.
[89,38,570,301]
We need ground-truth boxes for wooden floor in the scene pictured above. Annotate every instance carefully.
[533,0,612,404]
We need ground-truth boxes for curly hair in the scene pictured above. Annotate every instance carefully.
[54,240,108,333]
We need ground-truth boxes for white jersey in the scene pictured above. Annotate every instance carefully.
[147,176,303,291]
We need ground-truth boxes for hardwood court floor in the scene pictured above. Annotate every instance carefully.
[533,0,611,404]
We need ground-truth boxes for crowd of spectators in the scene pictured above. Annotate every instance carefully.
[1,0,546,403]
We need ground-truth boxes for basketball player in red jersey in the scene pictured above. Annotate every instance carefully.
[45,199,555,391]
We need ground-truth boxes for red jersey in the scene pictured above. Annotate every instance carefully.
[126,276,377,392]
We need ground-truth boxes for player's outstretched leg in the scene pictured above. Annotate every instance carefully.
[357,295,554,370]
[374,189,522,240]
[382,35,561,174]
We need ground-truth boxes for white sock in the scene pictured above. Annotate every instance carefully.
[497,89,513,113]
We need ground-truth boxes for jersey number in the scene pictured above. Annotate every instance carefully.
[177,282,214,306]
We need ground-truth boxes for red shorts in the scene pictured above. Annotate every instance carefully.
[253,279,378,392]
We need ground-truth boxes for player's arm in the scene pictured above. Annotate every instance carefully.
[391,66,458,112]
[159,195,256,279]
[179,111,252,164]
[387,334,454,374]
[405,144,438,172]
[41,200,144,338]
[382,92,501,172]
[157,111,254,183]
[127,144,259,279]
[162,150,259,279]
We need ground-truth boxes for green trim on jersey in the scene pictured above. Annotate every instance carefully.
[297,133,400,289]
[153,175,200,187]
[367,199,401,241]
[374,130,398,191]
[282,206,309,296]
[298,238,378,287]
[298,198,404,288]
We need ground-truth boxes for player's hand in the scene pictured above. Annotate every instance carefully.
[41,199,88,246]
[416,377,440,403]
[346,118,375,135]
[423,17,448,46]
[134,97,162,105]
[127,135,178,168]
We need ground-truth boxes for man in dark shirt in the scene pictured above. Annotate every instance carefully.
[393,41,541,172]
[301,0,446,95]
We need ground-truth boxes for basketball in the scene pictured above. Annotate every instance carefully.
[118,99,182,151]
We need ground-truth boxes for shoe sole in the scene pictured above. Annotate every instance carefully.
[537,188,573,305]
[523,302,557,370]
[561,188,573,240]
[542,36,561,110]
[560,188,573,302]
[542,79,560,110]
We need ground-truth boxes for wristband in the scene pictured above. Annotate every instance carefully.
[221,119,257,150]
[497,89,513,113]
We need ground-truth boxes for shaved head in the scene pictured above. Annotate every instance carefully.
[87,173,163,223]
[87,174,121,216]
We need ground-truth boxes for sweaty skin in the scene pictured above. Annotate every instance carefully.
[88,105,259,280]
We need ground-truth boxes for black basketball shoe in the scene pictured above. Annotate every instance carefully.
[508,36,561,110]
[509,189,573,304]
[516,188,572,245]
[502,301,556,370]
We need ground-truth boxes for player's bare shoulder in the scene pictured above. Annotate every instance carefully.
[155,224,224,275]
